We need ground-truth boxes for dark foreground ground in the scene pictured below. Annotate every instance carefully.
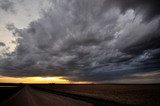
[0,85,91,106]
[0,84,160,106]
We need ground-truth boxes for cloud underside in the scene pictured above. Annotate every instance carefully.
[0,0,14,12]
[0,42,5,47]
[0,0,160,82]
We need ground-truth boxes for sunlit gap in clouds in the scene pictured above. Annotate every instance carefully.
[0,76,69,84]
[0,76,92,84]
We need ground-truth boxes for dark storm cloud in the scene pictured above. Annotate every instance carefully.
[0,0,15,13]
[112,0,160,22]
[77,48,160,82]
[0,42,5,47]
[0,0,160,83]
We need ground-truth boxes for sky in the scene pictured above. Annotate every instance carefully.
[0,0,160,83]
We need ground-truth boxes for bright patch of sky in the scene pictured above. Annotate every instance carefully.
[0,0,52,53]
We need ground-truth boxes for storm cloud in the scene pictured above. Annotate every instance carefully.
[0,0,160,83]
[0,0,15,13]
[0,42,5,47]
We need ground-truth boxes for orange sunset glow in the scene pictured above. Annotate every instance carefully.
[0,76,92,84]
[0,76,70,84]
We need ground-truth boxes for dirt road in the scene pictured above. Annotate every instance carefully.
[1,86,91,106]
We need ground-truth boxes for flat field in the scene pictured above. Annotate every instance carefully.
[33,84,160,106]
[0,84,19,103]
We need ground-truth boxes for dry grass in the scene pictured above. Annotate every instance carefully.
[35,84,160,106]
